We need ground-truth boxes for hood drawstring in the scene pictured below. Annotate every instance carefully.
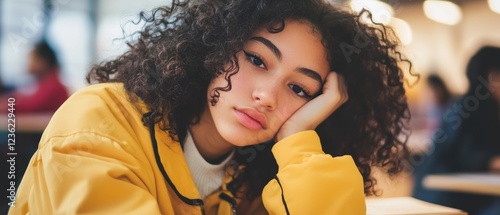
[219,192,237,215]
[149,121,206,214]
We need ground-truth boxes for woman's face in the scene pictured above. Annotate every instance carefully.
[28,52,49,76]
[206,19,330,146]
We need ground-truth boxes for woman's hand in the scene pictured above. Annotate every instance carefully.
[276,72,348,141]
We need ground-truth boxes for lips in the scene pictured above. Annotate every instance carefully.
[234,107,267,130]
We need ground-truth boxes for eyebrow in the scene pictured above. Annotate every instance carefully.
[250,36,324,85]
[297,67,324,85]
[250,36,282,60]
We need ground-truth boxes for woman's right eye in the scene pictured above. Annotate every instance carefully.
[243,51,265,69]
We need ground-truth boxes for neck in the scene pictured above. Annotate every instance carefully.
[189,107,235,164]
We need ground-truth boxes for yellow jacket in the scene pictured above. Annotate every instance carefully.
[9,83,365,214]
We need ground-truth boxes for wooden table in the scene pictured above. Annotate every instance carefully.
[366,196,467,215]
[423,173,500,196]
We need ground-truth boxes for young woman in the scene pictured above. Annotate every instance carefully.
[11,0,412,214]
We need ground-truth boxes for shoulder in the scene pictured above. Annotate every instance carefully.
[54,82,137,123]
[67,82,130,104]
[40,83,148,148]
[59,82,139,117]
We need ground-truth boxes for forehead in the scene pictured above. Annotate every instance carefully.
[254,19,322,41]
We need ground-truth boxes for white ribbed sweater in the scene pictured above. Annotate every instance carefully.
[183,131,234,199]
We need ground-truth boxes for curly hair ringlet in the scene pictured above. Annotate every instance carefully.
[87,0,418,200]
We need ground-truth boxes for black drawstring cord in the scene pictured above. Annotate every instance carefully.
[219,192,237,215]
[274,176,290,215]
[149,121,206,214]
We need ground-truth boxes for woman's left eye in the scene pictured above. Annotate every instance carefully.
[244,51,265,68]
[289,84,312,98]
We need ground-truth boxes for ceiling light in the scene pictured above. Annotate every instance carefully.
[423,0,462,25]
[389,18,413,45]
[489,0,500,14]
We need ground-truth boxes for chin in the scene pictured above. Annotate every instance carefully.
[220,128,274,147]
[222,135,262,147]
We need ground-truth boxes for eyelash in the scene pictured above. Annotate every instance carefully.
[243,51,266,69]
[243,50,314,99]
[289,83,313,99]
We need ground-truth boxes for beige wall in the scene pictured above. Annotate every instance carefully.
[397,1,500,95]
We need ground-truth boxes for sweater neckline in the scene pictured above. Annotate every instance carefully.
[183,130,235,199]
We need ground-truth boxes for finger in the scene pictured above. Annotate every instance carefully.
[336,73,349,104]
[298,72,346,125]
[276,72,348,140]
[322,72,348,109]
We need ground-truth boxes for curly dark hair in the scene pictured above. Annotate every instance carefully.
[87,0,415,199]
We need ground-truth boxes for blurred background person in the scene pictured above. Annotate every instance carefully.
[0,40,69,214]
[0,40,69,114]
[424,73,454,130]
[404,73,455,160]
[412,46,500,215]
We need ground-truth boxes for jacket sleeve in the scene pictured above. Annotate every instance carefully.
[10,132,163,215]
[262,130,366,215]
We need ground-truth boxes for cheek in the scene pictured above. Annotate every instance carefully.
[274,100,306,124]
[210,65,253,88]
[209,71,242,93]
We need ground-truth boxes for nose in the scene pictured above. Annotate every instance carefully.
[252,83,278,111]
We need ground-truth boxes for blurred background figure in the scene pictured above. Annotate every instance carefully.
[405,73,455,159]
[425,74,454,129]
[412,46,500,215]
[0,40,69,214]
[0,40,69,113]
